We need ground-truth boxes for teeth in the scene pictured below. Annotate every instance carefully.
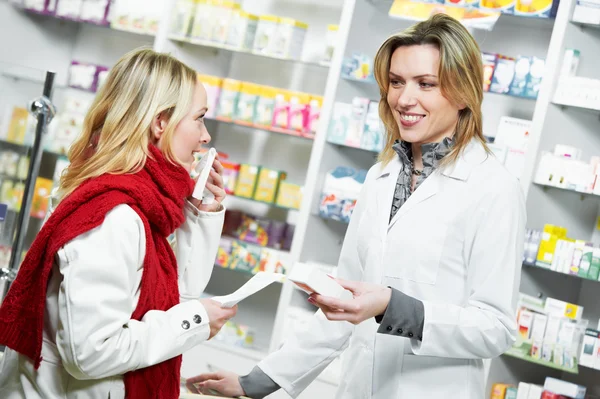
[401,114,422,122]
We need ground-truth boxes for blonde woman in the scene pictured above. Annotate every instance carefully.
[189,14,526,399]
[0,48,236,399]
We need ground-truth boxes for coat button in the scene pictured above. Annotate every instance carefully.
[408,332,414,338]
[193,314,202,324]
[418,335,423,340]
[181,320,190,330]
[397,328,403,334]
[386,325,393,331]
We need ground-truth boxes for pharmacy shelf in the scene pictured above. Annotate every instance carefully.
[503,346,579,374]
[532,181,600,198]
[227,193,299,212]
[317,213,350,225]
[571,20,600,29]
[21,8,157,39]
[0,139,64,158]
[168,35,330,69]
[341,75,376,85]
[205,340,267,362]
[552,101,600,114]
[208,117,315,141]
[523,262,600,284]
[326,139,380,154]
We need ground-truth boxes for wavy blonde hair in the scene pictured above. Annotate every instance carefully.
[374,13,489,166]
[57,47,197,200]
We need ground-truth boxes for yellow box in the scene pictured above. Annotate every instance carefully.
[275,181,303,210]
[490,383,513,399]
[536,224,567,267]
[254,168,287,203]
[197,74,223,88]
[234,164,260,198]
[6,107,29,144]
[30,177,54,219]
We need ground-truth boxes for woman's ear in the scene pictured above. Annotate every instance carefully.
[150,112,168,141]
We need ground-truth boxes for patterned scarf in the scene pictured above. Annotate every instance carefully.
[390,137,453,221]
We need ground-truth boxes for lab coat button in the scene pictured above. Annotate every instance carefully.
[193,314,202,324]
[408,332,413,338]
[397,328,403,334]
[386,325,393,331]
[181,320,190,330]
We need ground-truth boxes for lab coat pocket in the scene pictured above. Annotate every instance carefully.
[383,223,447,285]
[336,344,373,399]
[400,354,467,397]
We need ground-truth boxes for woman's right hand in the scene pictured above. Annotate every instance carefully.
[185,370,245,397]
[199,299,237,339]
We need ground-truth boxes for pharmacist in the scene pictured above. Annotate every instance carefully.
[188,14,526,399]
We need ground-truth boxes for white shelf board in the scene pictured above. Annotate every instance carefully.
[204,340,267,362]
[552,101,600,114]
[168,35,330,69]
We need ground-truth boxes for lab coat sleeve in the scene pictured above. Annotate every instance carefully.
[56,205,212,380]
[411,177,526,359]
[255,166,379,398]
[176,201,225,300]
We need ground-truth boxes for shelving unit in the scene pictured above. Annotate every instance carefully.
[524,262,600,284]
[4,0,600,397]
[489,0,600,395]
[503,348,579,374]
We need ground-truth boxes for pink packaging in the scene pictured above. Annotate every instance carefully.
[79,0,111,26]
[24,0,57,15]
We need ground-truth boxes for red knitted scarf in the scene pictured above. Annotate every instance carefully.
[0,145,194,399]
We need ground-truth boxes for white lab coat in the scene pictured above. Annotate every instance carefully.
[258,140,526,399]
[0,199,225,399]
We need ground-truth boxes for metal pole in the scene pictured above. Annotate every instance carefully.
[7,71,56,273]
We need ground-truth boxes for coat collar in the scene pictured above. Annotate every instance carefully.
[374,139,489,231]
[377,139,489,181]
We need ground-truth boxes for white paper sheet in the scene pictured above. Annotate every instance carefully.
[211,272,286,308]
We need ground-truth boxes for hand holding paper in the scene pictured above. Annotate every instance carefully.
[211,272,286,308]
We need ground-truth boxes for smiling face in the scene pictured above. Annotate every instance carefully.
[386,44,463,145]
[155,81,211,172]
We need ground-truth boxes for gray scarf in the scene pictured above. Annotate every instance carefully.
[390,137,453,222]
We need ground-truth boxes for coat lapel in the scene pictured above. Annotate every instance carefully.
[388,171,440,230]
[375,158,401,238]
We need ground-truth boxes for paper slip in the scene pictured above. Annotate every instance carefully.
[211,272,286,308]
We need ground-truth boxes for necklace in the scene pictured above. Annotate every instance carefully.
[412,168,423,176]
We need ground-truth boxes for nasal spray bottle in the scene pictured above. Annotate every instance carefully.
[192,148,217,205]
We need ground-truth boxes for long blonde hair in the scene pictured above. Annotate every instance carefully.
[374,13,488,166]
[57,47,197,200]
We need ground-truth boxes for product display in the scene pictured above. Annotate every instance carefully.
[319,166,367,223]
[533,143,600,194]
[167,0,334,63]
[327,99,384,152]
[490,378,586,399]
[508,292,588,372]
[523,223,600,282]
[6,0,600,395]
[197,74,321,137]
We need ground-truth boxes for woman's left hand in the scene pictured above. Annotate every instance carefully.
[189,157,226,213]
[308,278,392,325]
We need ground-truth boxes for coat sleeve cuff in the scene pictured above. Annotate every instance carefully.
[375,288,424,341]
[238,366,280,399]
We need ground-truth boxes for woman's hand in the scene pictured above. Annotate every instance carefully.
[185,370,246,397]
[189,157,226,213]
[198,299,237,339]
[308,278,392,325]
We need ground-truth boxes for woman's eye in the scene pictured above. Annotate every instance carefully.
[420,82,435,88]
[390,79,403,86]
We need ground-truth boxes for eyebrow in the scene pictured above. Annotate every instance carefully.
[389,72,438,79]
